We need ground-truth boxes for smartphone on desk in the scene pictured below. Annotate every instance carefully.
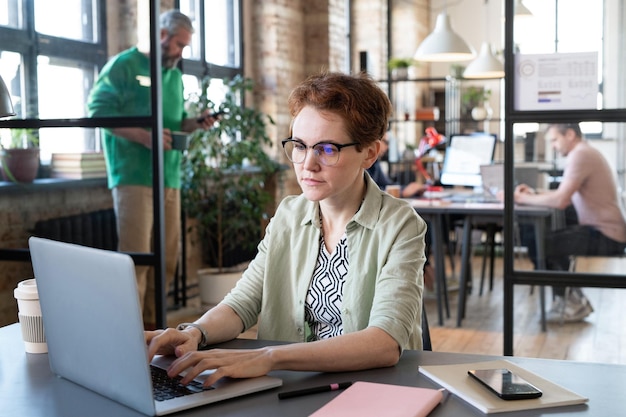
[468,368,543,400]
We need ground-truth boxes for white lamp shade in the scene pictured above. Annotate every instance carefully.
[463,42,504,79]
[0,74,15,118]
[414,11,475,62]
[515,0,533,17]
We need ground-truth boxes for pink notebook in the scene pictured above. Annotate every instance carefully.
[309,381,443,417]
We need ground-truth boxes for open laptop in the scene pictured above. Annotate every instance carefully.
[28,237,282,416]
[480,163,541,198]
[437,133,501,203]
[480,163,505,199]
[440,133,497,190]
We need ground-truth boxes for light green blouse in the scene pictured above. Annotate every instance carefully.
[222,174,427,350]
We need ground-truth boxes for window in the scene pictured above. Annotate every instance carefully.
[0,0,105,161]
[0,1,243,164]
[515,0,603,55]
[178,0,243,107]
[513,0,604,138]
[0,0,23,29]
[34,0,99,42]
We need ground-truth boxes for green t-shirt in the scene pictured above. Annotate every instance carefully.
[87,47,187,189]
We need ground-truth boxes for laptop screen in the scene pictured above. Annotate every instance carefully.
[440,133,497,188]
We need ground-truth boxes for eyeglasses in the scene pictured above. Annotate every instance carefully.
[281,138,359,167]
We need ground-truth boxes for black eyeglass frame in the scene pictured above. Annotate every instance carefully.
[281,137,360,166]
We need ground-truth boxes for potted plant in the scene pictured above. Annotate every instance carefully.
[0,128,40,183]
[387,57,416,80]
[182,75,280,276]
[449,63,466,79]
[461,86,492,121]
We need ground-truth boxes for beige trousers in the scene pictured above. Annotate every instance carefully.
[112,185,181,326]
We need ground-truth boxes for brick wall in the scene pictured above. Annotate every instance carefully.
[245,0,429,198]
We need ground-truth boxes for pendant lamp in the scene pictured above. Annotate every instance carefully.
[515,0,533,17]
[414,11,475,62]
[0,75,15,118]
[463,0,504,79]
[463,42,504,79]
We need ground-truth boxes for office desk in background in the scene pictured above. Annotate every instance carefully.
[1,323,623,416]
[410,199,557,329]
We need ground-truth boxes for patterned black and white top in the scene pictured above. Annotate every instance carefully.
[304,233,348,341]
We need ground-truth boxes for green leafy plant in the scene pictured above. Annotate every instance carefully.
[182,75,280,272]
[461,86,491,113]
[449,63,466,78]
[387,57,416,70]
[2,128,39,149]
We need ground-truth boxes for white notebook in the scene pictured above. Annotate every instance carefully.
[419,359,588,414]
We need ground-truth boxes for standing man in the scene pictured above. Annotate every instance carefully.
[514,123,626,322]
[87,10,214,328]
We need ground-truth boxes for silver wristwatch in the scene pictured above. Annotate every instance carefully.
[176,322,209,349]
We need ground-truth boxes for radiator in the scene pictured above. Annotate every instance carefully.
[33,209,118,250]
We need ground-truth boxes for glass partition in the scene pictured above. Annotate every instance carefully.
[509,0,626,278]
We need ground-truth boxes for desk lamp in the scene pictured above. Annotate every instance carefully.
[0,74,16,118]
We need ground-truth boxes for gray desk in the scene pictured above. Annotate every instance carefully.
[411,201,555,329]
[2,323,623,416]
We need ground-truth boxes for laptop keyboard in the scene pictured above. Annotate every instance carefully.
[151,365,213,401]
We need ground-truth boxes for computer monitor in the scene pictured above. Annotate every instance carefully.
[439,133,497,188]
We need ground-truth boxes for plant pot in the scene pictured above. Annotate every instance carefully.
[391,67,409,80]
[0,148,40,183]
[198,266,246,308]
[471,106,492,121]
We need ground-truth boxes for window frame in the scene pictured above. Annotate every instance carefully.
[0,0,107,119]
[178,0,244,103]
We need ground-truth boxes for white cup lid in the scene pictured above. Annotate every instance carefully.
[14,279,39,300]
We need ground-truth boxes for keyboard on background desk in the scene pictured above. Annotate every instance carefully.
[445,193,501,204]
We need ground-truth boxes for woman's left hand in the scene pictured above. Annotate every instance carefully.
[168,347,275,387]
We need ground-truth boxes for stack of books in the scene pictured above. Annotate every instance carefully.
[50,152,107,179]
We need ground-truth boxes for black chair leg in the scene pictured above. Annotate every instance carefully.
[480,224,496,296]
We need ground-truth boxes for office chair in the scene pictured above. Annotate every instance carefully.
[422,305,432,351]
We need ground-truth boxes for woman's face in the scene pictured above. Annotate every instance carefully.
[290,106,378,204]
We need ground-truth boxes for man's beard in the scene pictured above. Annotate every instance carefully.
[161,39,180,69]
[162,54,180,69]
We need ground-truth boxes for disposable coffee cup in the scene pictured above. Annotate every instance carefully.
[171,131,189,151]
[386,184,401,198]
[14,279,47,354]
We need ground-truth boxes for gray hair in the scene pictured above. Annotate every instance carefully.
[160,10,194,36]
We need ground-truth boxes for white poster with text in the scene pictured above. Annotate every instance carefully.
[514,52,598,111]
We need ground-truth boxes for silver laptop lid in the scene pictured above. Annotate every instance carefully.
[29,237,282,416]
[29,237,156,415]
[480,163,504,197]
[480,163,541,197]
